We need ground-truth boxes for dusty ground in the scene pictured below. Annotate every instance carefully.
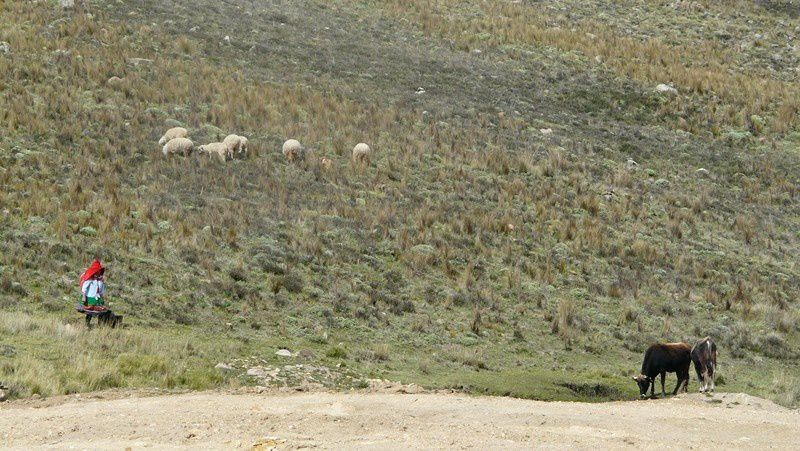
[0,389,798,450]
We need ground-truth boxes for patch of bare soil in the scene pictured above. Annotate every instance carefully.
[1,389,798,449]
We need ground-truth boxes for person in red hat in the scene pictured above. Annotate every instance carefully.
[78,259,114,327]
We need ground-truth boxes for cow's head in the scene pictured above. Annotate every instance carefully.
[632,374,651,398]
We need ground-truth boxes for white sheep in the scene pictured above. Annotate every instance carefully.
[282,139,303,162]
[238,136,249,156]
[352,143,371,164]
[197,142,229,162]
[162,137,194,156]
[223,134,242,159]
[107,76,124,87]
[158,127,188,146]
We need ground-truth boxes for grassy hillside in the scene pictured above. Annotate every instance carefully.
[0,0,798,406]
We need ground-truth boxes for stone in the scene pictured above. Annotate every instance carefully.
[656,83,678,95]
[223,35,231,44]
[245,366,280,378]
[0,389,7,402]
[626,158,638,170]
[0,42,10,55]
[399,383,424,394]
[127,58,154,67]
[696,168,710,177]
[214,363,234,373]
[60,0,75,9]
[539,128,553,135]
[275,349,293,357]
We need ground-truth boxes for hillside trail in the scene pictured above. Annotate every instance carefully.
[0,388,797,450]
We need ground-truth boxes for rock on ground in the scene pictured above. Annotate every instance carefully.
[656,83,678,94]
[214,363,234,374]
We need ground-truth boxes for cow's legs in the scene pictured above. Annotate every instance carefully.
[695,365,705,392]
[674,371,688,395]
[708,363,715,392]
[660,372,666,397]
[700,370,708,392]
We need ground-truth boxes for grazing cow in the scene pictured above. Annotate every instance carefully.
[632,342,691,398]
[691,337,717,393]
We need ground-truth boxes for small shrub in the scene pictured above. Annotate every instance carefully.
[771,372,800,408]
[279,271,304,294]
[79,226,97,237]
[228,266,247,282]
[551,299,581,349]
[388,297,415,315]
[356,344,390,362]
[253,253,285,274]
[326,346,347,359]
[726,322,754,358]
[471,308,482,335]
[619,304,638,325]
[512,323,524,341]
[419,360,431,375]
[451,289,488,307]
[759,332,790,359]
[0,275,27,297]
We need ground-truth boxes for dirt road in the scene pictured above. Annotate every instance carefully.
[1,389,797,449]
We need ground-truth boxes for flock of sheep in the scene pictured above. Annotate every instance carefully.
[158,127,372,166]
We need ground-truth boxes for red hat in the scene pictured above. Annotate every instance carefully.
[78,259,104,287]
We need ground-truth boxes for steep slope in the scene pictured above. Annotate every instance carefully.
[0,0,797,405]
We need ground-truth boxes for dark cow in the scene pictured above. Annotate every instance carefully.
[632,342,691,398]
[691,337,717,393]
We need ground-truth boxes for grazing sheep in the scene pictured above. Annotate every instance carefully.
[282,139,303,162]
[352,143,371,164]
[162,137,194,157]
[158,127,188,146]
[238,136,249,156]
[320,157,332,171]
[223,134,244,159]
[197,142,229,162]
[107,76,124,87]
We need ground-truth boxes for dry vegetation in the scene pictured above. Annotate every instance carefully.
[0,0,798,404]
